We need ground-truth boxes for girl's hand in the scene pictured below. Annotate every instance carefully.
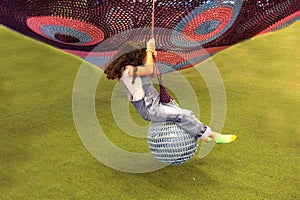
[147,38,155,52]
[153,50,157,57]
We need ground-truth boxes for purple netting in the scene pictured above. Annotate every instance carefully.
[0,0,299,71]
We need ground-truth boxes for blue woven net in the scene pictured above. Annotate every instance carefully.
[148,122,198,165]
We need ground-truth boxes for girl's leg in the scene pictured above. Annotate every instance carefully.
[149,103,209,138]
[144,98,237,143]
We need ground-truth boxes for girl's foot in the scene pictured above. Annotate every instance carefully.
[204,132,237,144]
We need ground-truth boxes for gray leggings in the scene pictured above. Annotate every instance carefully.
[132,93,208,137]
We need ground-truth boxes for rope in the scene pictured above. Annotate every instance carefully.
[151,0,155,38]
[150,0,176,106]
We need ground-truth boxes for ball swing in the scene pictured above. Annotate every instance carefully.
[147,121,198,165]
[145,0,199,165]
[146,72,199,165]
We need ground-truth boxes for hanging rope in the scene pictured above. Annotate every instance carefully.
[151,0,155,38]
[150,0,179,106]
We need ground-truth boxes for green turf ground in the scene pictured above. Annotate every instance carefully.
[1,21,299,199]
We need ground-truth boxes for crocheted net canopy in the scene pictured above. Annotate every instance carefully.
[1,0,299,72]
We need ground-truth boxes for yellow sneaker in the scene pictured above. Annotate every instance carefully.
[215,133,237,144]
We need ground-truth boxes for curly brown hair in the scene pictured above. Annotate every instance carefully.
[104,41,147,80]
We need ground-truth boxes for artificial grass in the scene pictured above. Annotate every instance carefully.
[1,21,299,199]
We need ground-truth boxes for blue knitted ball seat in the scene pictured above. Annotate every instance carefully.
[147,122,198,165]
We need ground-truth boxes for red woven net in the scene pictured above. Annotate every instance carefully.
[0,0,299,72]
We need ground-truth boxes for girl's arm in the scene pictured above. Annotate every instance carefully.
[128,50,154,76]
[128,39,156,77]
[149,55,160,78]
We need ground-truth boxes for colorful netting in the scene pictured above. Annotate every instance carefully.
[0,0,299,72]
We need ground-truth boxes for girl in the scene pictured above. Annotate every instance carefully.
[104,39,236,144]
